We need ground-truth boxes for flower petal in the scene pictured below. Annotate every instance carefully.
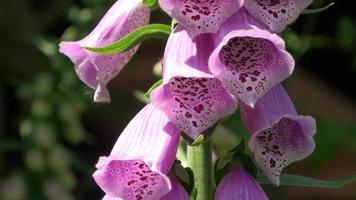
[93,104,181,199]
[159,0,243,37]
[161,177,189,200]
[240,85,316,185]
[244,0,314,32]
[59,0,150,102]
[215,166,269,200]
[151,27,237,139]
[209,10,294,107]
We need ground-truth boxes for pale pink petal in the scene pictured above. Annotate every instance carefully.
[59,0,150,102]
[209,9,294,107]
[161,177,189,200]
[215,166,269,200]
[244,0,314,32]
[240,85,316,185]
[151,27,237,139]
[93,104,181,199]
[159,0,243,37]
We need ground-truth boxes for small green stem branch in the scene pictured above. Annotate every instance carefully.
[187,138,214,200]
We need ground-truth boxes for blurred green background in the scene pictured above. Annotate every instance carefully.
[0,0,355,199]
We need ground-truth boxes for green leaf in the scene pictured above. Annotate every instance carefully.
[144,79,163,99]
[143,0,159,10]
[85,24,171,55]
[174,161,191,186]
[302,3,335,15]
[257,173,356,189]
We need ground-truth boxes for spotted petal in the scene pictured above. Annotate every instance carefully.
[150,27,237,140]
[159,0,243,37]
[244,0,314,32]
[239,84,316,185]
[59,0,150,102]
[215,166,269,200]
[93,104,181,199]
[209,9,294,107]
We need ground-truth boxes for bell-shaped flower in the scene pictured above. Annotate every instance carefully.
[244,0,314,32]
[159,0,243,37]
[102,176,189,200]
[59,0,150,102]
[239,84,316,185]
[93,104,181,200]
[209,8,295,107]
[215,166,269,200]
[150,26,238,140]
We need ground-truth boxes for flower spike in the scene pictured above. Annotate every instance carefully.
[150,26,237,140]
[240,84,316,185]
[159,0,243,37]
[215,166,269,200]
[93,104,181,199]
[59,0,150,102]
[209,8,294,107]
[244,0,314,32]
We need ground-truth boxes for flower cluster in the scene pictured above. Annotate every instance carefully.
[60,0,316,199]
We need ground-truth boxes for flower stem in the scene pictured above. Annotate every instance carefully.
[187,138,214,200]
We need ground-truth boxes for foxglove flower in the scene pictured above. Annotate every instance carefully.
[93,104,181,200]
[244,0,314,32]
[150,26,238,140]
[161,177,189,200]
[215,166,269,200]
[59,0,150,102]
[159,0,243,37]
[209,8,294,107]
[240,84,316,185]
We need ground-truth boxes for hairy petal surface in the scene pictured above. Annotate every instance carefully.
[210,9,294,107]
[151,27,237,140]
[244,0,314,32]
[159,0,243,37]
[59,0,150,102]
[93,104,181,199]
[240,85,316,185]
[215,166,269,200]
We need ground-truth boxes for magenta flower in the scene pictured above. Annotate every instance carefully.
[59,0,150,102]
[240,84,316,185]
[159,0,243,37]
[150,26,238,140]
[244,0,314,32]
[160,177,189,200]
[215,166,269,200]
[93,104,181,200]
[209,8,295,107]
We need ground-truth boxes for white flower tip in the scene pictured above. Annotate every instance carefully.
[94,84,111,103]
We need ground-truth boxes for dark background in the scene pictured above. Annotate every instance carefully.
[0,0,355,199]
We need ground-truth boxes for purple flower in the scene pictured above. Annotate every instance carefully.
[215,166,269,200]
[159,0,243,37]
[150,26,238,140]
[209,8,295,107]
[59,0,150,102]
[244,0,314,32]
[240,84,316,185]
[161,177,189,200]
[93,104,181,199]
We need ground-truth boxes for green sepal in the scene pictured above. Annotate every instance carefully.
[85,24,171,55]
[302,3,335,15]
[143,0,159,10]
[144,79,163,99]
[257,172,356,189]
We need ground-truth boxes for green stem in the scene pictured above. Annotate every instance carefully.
[187,138,214,200]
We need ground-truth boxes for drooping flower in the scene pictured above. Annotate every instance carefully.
[239,84,316,185]
[93,104,181,200]
[215,166,269,200]
[244,0,314,32]
[59,0,150,102]
[209,8,295,107]
[150,26,238,140]
[159,0,243,37]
